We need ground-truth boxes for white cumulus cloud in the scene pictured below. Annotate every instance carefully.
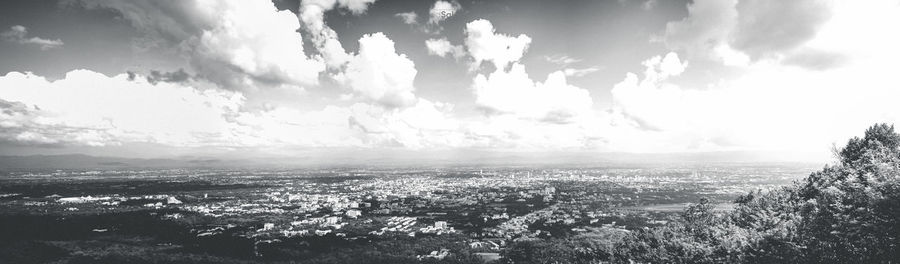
[425,38,465,59]
[299,0,378,70]
[0,70,244,147]
[613,4,900,153]
[428,0,461,25]
[474,65,593,124]
[342,33,418,108]
[0,70,461,150]
[463,19,594,125]
[77,0,325,89]
[464,19,532,70]
[192,0,325,87]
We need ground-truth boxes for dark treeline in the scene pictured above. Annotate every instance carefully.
[503,124,900,263]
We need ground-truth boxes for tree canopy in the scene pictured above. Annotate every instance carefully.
[613,123,900,263]
[503,124,900,263]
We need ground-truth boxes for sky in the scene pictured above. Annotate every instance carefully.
[0,0,898,162]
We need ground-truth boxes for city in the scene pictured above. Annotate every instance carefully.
[0,164,815,262]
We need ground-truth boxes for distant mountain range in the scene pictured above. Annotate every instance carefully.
[0,154,240,170]
[0,151,827,170]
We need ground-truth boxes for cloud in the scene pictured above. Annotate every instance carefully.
[0,98,71,146]
[397,1,461,34]
[429,0,461,25]
[563,67,601,77]
[473,65,593,124]
[463,19,593,125]
[191,1,325,87]
[605,0,900,154]
[663,0,835,66]
[610,52,690,131]
[222,98,464,150]
[0,18,604,153]
[13,0,892,158]
[662,0,737,59]
[0,68,603,152]
[545,55,600,77]
[1,25,64,50]
[298,0,378,70]
[76,0,325,90]
[425,38,465,59]
[782,48,848,71]
[641,0,658,10]
[336,0,378,14]
[464,19,532,70]
[0,70,244,147]
[730,0,832,59]
[70,0,201,50]
[341,33,418,108]
[0,69,457,150]
[143,68,192,84]
[300,0,351,69]
[545,55,582,65]
[612,48,900,153]
[346,99,464,149]
[232,104,362,148]
[470,117,605,150]
[395,11,418,25]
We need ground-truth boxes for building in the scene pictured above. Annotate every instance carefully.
[543,187,556,195]
[434,221,448,229]
[166,196,183,204]
[326,216,341,225]
[346,209,362,218]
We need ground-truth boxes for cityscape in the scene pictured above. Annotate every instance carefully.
[0,164,815,262]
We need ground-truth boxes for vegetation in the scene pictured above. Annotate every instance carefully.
[501,124,900,263]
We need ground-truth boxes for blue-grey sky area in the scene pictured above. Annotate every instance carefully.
[1,0,898,163]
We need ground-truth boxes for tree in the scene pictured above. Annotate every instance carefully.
[501,238,577,264]
[606,123,900,263]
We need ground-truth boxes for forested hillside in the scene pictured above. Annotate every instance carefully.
[503,124,900,263]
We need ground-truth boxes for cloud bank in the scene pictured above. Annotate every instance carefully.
[1,0,899,160]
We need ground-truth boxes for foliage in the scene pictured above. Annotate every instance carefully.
[501,238,577,264]
[504,124,900,264]
[607,123,900,263]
